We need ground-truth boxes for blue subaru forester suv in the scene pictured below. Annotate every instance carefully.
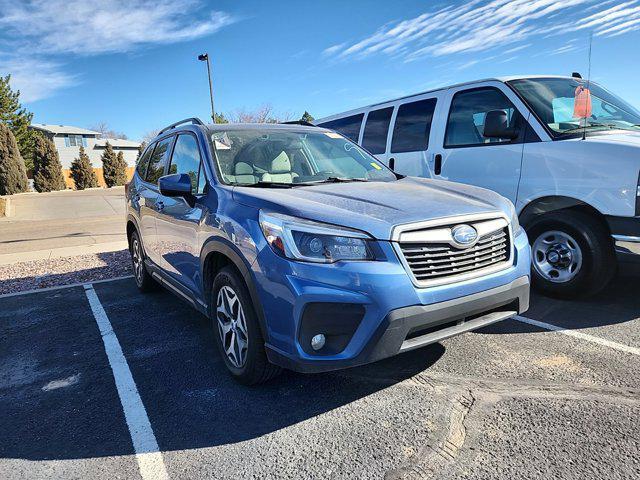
[126,118,531,384]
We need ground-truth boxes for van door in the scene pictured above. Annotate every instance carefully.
[154,133,208,296]
[386,93,444,177]
[139,135,175,266]
[433,83,531,203]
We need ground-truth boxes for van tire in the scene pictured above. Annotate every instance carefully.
[129,230,158,292]
[526,210,616,298]
[211,266,281,385]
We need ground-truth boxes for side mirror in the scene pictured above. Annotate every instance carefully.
[158,173,196,206]
[483,109,518,140]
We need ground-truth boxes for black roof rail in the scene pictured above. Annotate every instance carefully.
[281,120,317,127]
[158,117,205,135]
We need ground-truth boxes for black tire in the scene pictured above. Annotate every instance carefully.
[526,210,616,298]
[129,230,158,292]
[211,266,281,385]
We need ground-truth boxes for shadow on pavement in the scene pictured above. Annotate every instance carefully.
[0,278,445,461]
[479,273,640,334]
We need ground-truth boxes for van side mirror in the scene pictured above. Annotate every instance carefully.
[483,110,518,140]
[158,173,196,206]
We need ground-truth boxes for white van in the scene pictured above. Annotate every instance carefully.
[316,75,640,297]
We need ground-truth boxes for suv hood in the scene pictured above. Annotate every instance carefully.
[233,177,509,240]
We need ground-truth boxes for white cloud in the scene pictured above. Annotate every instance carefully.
[324,0,640,65]
[0,0,236,55]
[0,0,237,101]
[0,58,78,102]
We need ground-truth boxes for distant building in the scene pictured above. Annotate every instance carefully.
[29,124,140,188]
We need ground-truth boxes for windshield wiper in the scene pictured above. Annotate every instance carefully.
[558,122,615,135]
[235,181,296,188]
[311,177,370,184]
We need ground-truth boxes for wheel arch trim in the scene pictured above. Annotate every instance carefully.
[518,195,609,234]
[199,238,269,340]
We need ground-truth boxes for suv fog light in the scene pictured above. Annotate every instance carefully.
[311,334,326,351]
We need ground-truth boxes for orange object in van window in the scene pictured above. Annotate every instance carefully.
[573,86,592,119]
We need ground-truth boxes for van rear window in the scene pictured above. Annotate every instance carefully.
[317,114,364,142]
[391,98,437,153]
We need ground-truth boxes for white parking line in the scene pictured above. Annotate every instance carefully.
[514,315,640,356]
[84,284,169,480]
[0,275,134,299]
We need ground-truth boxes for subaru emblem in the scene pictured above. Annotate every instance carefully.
[451,224,478,247]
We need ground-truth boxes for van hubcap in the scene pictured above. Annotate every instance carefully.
[532,230,583,283]
[216,286,248,368]
[131,238,144,284]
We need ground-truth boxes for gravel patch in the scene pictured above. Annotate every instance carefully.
[0,249,132,295]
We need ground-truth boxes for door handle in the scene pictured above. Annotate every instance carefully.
[155,201,165,212]
[434,154,442,176]
[388,157,395,171]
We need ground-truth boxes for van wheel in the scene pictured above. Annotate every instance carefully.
[211,266,281,385]
[526,210,616,298]
[129,230,158,292]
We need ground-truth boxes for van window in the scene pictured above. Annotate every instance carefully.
[391,98,437,153]
[445,88,521,147]
[317,114,364,142]
[145,136,174,185]
[362,107,393,154]
[168,134,206,194]
[136,144,153,179]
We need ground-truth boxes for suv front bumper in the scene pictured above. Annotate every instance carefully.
[266,275,529,373]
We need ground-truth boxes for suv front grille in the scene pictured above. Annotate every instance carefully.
[397,221,511,286]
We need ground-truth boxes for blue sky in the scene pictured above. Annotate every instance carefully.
[1,0,639,141]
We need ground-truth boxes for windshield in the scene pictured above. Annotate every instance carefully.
[210,129,396,186]
[508,77,640,137]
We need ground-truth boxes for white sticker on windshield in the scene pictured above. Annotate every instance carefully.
[214,140,231,150]
[323,132,342,139]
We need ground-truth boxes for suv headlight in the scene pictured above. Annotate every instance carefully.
[507,201,522,236]
[259,211,375,263]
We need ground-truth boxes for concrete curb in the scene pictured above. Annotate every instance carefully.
[0,196,12,218]
[0,240,129,266]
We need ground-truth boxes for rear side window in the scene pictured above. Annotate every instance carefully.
[168,134,206,194]
[317,113,364,142]
[135,145,153,179]
[145,136,174,185]
[362,107,393,154]
[391,98,437,153]
[445,88,520,147]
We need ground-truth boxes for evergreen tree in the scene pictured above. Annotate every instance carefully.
[300,111,314,123]
[0,75,35,172]
[114,151,128,185]
[0,122,29,195]
[33,134,65,192]
[214,112,229,124]
[136,141,147,162]
[102,142,127,187]
[70,146,98,190]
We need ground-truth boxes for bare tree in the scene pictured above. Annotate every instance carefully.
[141,129,161,144]
[229,104,293,124]
[89,122,129,140]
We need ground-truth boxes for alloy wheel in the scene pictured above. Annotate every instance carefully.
[216,285,249,368]
[532,230,583,283]
[131,238,144,285]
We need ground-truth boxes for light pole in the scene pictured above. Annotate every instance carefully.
[198,53,215,123]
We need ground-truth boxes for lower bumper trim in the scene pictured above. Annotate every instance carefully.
[267,275,530,373]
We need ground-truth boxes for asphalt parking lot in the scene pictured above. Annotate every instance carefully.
[1,275,638,479]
